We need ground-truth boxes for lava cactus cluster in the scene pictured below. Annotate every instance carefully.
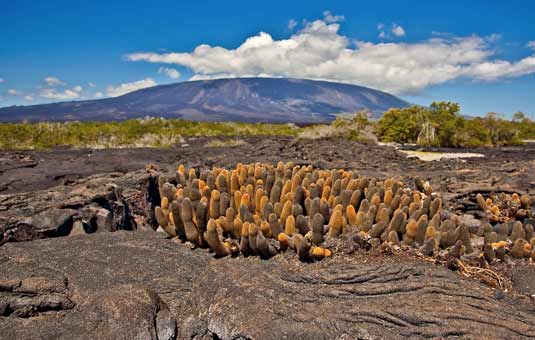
[154,162,535,263]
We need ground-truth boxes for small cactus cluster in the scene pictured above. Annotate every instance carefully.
[154,162,535,263]
[474,192,535,263]
[475,192,533,223]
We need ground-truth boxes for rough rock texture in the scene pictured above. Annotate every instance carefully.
[0,170,159,244]
[512,265,535,296]
[0,231,534,340]
[2,137,534,244]
[2,138,535,339]
[1,137,534,198]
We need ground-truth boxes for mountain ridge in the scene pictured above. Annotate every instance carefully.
[0,77,410,123]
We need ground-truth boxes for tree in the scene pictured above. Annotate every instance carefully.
[481,112,522,146]
[377,102,463,146]
[422,101,463,147]
[376,103,524,147]
[376,106,425,143]
[512,111,526,122]
[483,112,503,145]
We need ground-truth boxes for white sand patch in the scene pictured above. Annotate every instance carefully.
[400,150,484,162]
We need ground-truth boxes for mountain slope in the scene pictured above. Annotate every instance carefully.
[0,78,410,123]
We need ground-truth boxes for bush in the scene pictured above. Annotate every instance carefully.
[298,110,376,143]
[376,106,422,144]
[511,112,535,140]
[376,102,525,147]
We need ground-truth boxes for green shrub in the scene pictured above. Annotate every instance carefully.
[376,101,526,147]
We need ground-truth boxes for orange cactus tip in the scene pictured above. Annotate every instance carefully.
[405,220,418,238]
[278,233,288,242]
[161,197,169,209]
[492,241,507,249]
[211,190,220,200]
[312,247,325,259]
[324,249,332,257]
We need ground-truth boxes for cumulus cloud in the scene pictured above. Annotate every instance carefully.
[106,78,156,97]
[39,86,81,100]
[322,11,344,23]
[126,16,535,95]
[24,95,34,101]
[73,85,83,92]
[528,41,535,51]
[44,76,66,86]
[391,24,406,37]
[88,82,96,87]
[7,89,21,95]
[158,67,181,79]
[288,19,298,30]
[378,23,406,39]
[94,92,103,98]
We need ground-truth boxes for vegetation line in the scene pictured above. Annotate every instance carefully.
[376,102,535,147]
[0,118,300,149]
[0,102,533,149]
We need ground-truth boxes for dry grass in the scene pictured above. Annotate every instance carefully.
[0,118,300,149]
[297,117,377,143]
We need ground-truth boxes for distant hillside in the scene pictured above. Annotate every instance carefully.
[0,78,410,123]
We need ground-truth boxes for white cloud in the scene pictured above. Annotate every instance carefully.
[0,78,4,83]
[44,76,67,86]
[158,67,181,79]
[288,19,298,30]
[24,95,34,101]
[39,87,80,100]
[323,11,344,23]
[392,24,406,37]
[528,41,535,51]
[378,23,406,39]
[126,16,535,95]
[88,82,96,87]
[73,85,83,92]
[7,89,21,95]
[106,78,156,97]
[94,92,103,98]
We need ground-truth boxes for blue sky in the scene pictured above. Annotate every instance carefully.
[1,0,535,117]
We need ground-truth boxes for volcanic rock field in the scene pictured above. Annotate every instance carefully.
[1,137,535,340]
